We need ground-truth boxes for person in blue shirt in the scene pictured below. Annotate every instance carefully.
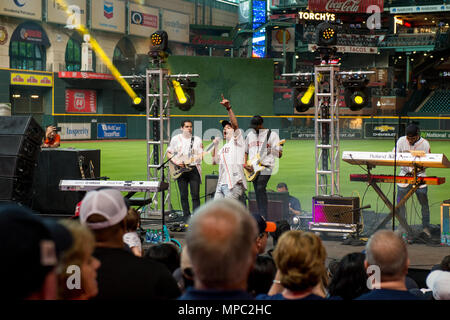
[276,182,301,216]
[355,230,423,300]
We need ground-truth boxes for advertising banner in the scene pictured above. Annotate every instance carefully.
[91,0,125,33]
[97,123,127,139]
[0,0,42,21]
[11,73,52,87]
[129,3,158,37]
[421,130,450,140]
[162,9,190,43]
[65,89,97,113]
[271,28,295,52]
[308,44,378,54]
[308,0,384,13]
[59,123,91,140]
[58,71,115,80]
[364,123,405,139]
[47,0,86,26]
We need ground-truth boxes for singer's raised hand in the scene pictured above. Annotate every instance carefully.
[220,94,231,110]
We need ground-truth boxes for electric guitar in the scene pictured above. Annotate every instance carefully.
[169,141,216,180]
[244,139,285,182]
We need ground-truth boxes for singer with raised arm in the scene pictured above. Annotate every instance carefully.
[211,95,247,201]
[395,123,432,239]
[167,120,204,222]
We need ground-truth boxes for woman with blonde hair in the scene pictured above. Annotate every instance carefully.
[57,220,101,300]
[256,230,327,300]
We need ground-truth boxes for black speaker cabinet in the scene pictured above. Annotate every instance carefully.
[312,196,360,224]
[205,174,218,201]
[31,148,100,215]
[248,191,289,222]
[0,116,44,205]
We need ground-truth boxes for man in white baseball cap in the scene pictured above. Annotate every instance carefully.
[80,188,180,300]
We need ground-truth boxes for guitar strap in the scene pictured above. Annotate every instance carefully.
[188,136,195,166]
[258,129,272,159]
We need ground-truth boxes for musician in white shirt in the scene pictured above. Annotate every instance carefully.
[395,123,431,237]
[167,120,203,222]
[244,116,283,219]
[212,95,247,200]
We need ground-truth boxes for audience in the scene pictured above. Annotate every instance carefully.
[252,213,277,255]
[356,230,422,300]
[247,255,277,297]
[426,270,450,300]
[257,230,327,300]
[173,245,195,293]
[179,198,258,300]
[0,204,72,300]
[268,220,291,253]
[57,219,101,300]
[145,243,180,274]
[123,208,142,257]
[79,188,180,299]
[327,252,369,300]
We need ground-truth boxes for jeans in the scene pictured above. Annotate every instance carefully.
[397,185,430,230]
[252,170,272,219]
[214,183,245,201]
[177,167,200,220]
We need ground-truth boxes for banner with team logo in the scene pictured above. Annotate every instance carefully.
[0,0,42,21]
[65,89,97,113]
[129,3,158,37]
[91,0,125,33]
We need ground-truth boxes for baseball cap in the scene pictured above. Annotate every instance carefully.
[220,120,232,128]
[79,188,128,230]
[406,124,419,137]
[252,213,277,235]
[426,270,450,300]
[250,115,263,129]
[0,203,73,299]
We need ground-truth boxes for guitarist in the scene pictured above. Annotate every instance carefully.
[167,120,204,222]
[245,115,283,219]
[211,95,247,201]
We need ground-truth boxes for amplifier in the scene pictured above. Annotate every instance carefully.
[205,174,218,202]
[312,196,360,225]
[248,191,289,222]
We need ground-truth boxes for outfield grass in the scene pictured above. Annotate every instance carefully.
[61,139,450,225]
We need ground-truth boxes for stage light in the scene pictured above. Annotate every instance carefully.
[150,31,168,52]
[130,76,147,112]
[172,79,196,111]
[343,78,370,111]
[291,79,314,112]
[316,22,337,47]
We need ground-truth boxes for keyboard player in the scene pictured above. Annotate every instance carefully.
[395,123,431,238]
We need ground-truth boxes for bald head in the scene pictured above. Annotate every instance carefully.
[365,230,409,280]
[186,199,258,289]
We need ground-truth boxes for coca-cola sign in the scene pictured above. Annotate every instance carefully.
[308,0,383,13]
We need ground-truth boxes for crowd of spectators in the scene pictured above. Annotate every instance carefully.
[1,192,450,301]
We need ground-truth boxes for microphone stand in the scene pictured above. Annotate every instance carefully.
[157,154,176,241]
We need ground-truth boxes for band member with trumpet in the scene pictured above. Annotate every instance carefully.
[167,120,203,222]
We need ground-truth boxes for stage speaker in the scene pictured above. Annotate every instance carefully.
[205,174,218,201]
[312,196,360,224]
[31,148,100,215]
[0,116,44,205]
[248,191,289,222]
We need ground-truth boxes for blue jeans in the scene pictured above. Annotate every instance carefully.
[397,185,430,229]
[214,183,244,201]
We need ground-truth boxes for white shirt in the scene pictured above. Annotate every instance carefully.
[245,129,281,169]
[215,129,247,190]
[167,133,203,179]
[394,136,431,188]
[123,231,142,252]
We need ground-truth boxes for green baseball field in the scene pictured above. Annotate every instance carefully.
[61,139,450,225]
